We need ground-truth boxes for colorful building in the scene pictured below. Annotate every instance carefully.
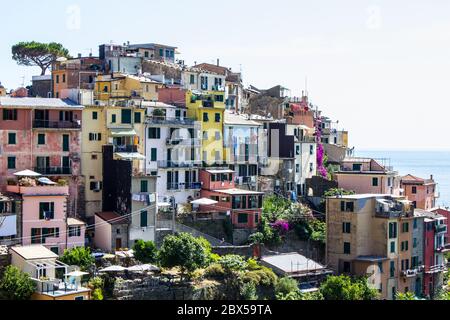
[0,192,22,247]
[6,175,86,255]
[186,90,225,165]
[0,97,84,218]
[401,174,438,210]
[326,194,419,300]
[335,157,401,196]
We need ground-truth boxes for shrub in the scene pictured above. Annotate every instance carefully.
[253,267,277,287]
[158,233,210,276]
[396,292,417,300]
[219,255,248,273]
[88,277,104,290]
[248,232,264,245]
[275,277,299,296]
[246,258,262,271]
[190,269,205,282]
[0,266,36,300]
[92,288,103,300]
[240,282,258,300]
[210,253,221,263]
[320,275,379,300]
[132,240,158,264]
[242,271,262,286]
[204,263,225,279]
[59,247,94,271]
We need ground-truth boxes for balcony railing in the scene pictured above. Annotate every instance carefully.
[426,264,447,274]
[33,120,81,129]
[147,117,195,126]
[34,167,72,175]
[435,224,447,234]
[167,182,202,191]
[157,160,202,168]
[202,101,214,108]
[114,145,138,153]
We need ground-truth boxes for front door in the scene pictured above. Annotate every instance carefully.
[116,238,122,251]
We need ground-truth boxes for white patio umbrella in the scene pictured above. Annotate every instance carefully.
[65,270,89,277]
[127,264,160,272]
[98,265,127,272]
[13,169,42,177]
[190,198,219,206]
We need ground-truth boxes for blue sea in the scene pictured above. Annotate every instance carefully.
[355,150,450,207]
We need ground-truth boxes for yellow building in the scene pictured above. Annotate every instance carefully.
[81,104,107,219]
[186,90,225,165]
[95,73,163,102]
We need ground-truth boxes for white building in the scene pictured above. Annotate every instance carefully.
[144,102,202,209]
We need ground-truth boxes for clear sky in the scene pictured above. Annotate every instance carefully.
[1,0,450,151]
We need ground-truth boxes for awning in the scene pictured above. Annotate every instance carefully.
[98,265,127,272]
[191,198,219,206]
[115,153,146,160]
[111,129,137,137]
[14,169,42,177]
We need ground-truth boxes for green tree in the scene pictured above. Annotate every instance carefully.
[132,240,158,264]
[275,277,299,297]
[320,275,378,300]
[0,266,36,300]
[59,247,95,271]
[158,233,210,278]
[12,41,71,75]
[240,282,258,300]
[396,292,417,300]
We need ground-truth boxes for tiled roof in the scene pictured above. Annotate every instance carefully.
[401,174,434,185]
[0,97,84,109]
[95,212,128,225]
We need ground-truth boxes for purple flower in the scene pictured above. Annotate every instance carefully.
[271,220,290,233]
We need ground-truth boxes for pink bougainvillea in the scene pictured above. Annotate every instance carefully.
[271,220,290,233]
[315,119,328,179]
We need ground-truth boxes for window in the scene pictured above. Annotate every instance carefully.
[62,134,69,152]
[74,296,84,301]
[215,113,221,122]
[352,163,362,171]
[388,222,397,239]
[140,211,148,228]
[148,128,161,139]
[121,109,132,124]
[39,202,55,220]
[144,51,149,58]
[90,181,102,191]
[8,132,16,145]
[92,111,98,120]
[342,222,351,234]
[343,242,351,254]
[413,237,417,248]
[38,134,46,145]
[310,145,314,155]
[203,113,209,122]
[89,133,102,141]
[378,262,383,273]
[402,222,409,233]
[141,180,148,193]
[343,261,351,273]
[372,177,379,187]
[69,226,81,237]
[390,241,395,253]
[390,261,395,278]
[190,74,195,84]
[62,74,66,83]
[151,148,157,162]
[296,145,300,156]
[203,131,208,141]
[56,75,60,84]
[134,112,141,123]
[7,157,15,169]
[3,109,18,120]
[112,114,116,123]
[411,256,418,268]
[215,95,224,102]
[238,213,248,224]
[412,186,417,194]
[340,201,354,212]
[401,241,409,252]
[215,131,221,141]
[296,164,300,173]
[413,218,418,229]
[255,214,259,224]
[50,247,59,255]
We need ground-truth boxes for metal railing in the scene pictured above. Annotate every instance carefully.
[114,145,138,153]
[147,117,195,126]
[33,120,81,129]
[34,167,72,175]
[157,160,202,168]
[166,182,202,191]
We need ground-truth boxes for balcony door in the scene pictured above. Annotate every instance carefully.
[62,156,71,174]
[35,110,49,127]
[36,157,50,174]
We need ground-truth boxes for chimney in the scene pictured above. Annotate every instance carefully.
[431,174,434,181]
[217,59,220,66]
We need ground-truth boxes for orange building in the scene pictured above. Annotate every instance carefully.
[401,174,438,210]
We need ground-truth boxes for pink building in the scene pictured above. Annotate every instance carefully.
[6,178,85,255]
[335,157,401,195]
[0,97,84,218]
[401,174,438,210]
[198,169,263,230]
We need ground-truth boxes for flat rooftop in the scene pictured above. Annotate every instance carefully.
[261,253,326,274]
[214,188,264,195]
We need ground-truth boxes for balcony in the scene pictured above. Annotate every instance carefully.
[34,167,72,175]
[157,160,202,169]
[435,243,450,253]
[400,267,423,278]
[167,182,202,191]
[202,100,214,108]
[114,145,138,153]
[146,117,195,126]
[425,264,447,274]
[33,120,81,130]
[166,137,201,147]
